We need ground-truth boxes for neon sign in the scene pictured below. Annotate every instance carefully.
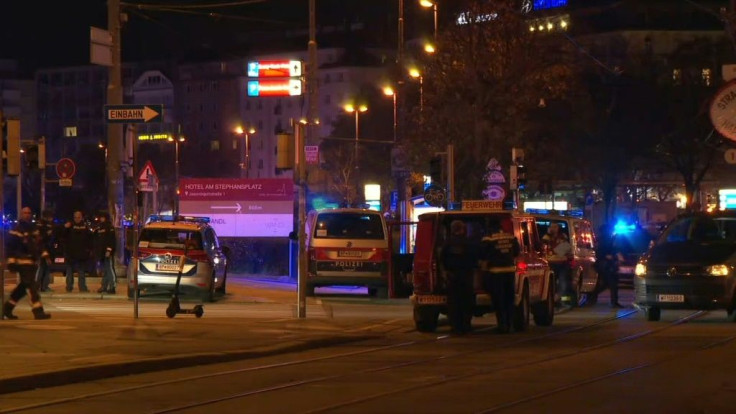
[534,0,568,10]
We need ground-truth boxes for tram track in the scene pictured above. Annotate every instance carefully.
[1,309,639,413]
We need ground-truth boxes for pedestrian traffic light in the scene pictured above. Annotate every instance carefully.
[429,156,443,184]
[516,164,527,190]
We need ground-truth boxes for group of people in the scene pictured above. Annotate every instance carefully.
[3,207,117,320]
[438,218,625,335]
[440,219,520,335]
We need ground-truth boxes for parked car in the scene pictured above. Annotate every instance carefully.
[127,215,229,302]
[634,211,736,321]
[528,211,599,307]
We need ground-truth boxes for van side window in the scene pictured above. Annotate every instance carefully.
[519,221,532,253]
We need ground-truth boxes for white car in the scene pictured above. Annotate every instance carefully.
[127,215,229,302]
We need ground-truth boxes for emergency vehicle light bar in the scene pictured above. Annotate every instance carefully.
[524,208,583,218]
[147,215,211,224]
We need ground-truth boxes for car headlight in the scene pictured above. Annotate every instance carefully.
[634,263,647,277]
[707,264,729,277]
[213,257,220,265]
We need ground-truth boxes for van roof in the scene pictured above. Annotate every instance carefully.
[311,208,382,215]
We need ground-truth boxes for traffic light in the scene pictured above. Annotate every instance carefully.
[4,119,20,176]
[516,164,527,190]
[429,156,443,184]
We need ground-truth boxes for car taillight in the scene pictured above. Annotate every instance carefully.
[516,261,528,273]
[189,253,210,263]
[138,251,152,259]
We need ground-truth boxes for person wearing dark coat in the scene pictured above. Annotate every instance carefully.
[94,212,117,294]
[35,209,56,292]
[63,210,93,292]
[480,218,520,334]
[595,224,623,308]
[440,220,479,334]
[3,207,51,320]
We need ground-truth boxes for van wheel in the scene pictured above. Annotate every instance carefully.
[532,277,555,326]
[414,306,439,332]
[370,287,388,299]
[570,272,582,308]
[727,296,736,322]
[202,273,216,303]
[513,283,530,332]
[646,306,661,321]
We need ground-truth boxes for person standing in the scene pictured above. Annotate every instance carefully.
[596,224,622,308]
[543,223,574,307]
[63,210,93,293]
[440,220,479,334]
[94,212,117,294]
[35,209,56,292]
[480,218,520,334]
[2,207,52,320]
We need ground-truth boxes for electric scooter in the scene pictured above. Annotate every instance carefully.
[166,238,204,318]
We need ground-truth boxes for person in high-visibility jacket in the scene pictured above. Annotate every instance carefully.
[480,218,520,334]
[3,207,51,320]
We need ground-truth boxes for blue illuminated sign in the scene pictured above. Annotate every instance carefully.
[534,0,568,10]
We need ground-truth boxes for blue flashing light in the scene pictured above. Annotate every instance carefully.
[613,220,636,235]
[524,208,584,218]
[148,215,210,224]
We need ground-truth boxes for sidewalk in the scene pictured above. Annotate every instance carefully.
[0,272,379,396]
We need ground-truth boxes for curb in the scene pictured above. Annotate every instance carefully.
[0,334,376,395]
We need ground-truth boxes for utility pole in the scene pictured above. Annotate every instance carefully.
[307,0,318,144]
[0,109,4,307]
[108,0,125,271]
[295,123,307,319]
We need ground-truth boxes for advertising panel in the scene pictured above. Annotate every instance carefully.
[179,178,294,237]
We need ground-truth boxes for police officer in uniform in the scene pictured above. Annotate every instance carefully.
[480,218,520,333]
[2,207,52,320]
[440,220,478,334]
[94,212,117,294]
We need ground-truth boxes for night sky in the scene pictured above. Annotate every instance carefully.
[1,0,415,77]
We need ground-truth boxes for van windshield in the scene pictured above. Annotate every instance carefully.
[313,212,385,240]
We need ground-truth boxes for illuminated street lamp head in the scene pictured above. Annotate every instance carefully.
[419,0,435,7]
[344,104,368,113]
[409,68,421,79]
[234,126,244,135]
[98,142,105,149]
[383,86,395,96]
[168,135,185,142]
[424,43,436,54]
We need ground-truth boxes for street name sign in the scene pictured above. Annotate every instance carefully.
[105,104,163,124]
[179,178,294,237]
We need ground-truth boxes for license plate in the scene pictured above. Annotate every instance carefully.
[416,295,447,304]
[155,264,181,271]
[54,257,64,264]
[618,266,634,274]
[338,250,362,258]
[657,294,684,303]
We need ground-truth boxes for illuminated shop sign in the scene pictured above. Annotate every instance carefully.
[247,79,303,97]
[138,133,172,141]
[534,0,568,10]
[247,60,303,78]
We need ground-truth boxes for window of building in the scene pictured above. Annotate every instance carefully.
[258,120,264,130]
[211,81,219,91]
[210,140,220,151]
[672,68,682,85]
[324,74,331,84]
[258,159,264,169]
[185,104,191,113]
[702,68,712,86]
[337,72,344,82]
[233,139,238,150]
[257,101,263,110]
[324,94,331,105]
[245,100,251,110]
[64,126,78,137]
[213,121,219,130]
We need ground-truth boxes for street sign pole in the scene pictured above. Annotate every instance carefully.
[296,123,308,319]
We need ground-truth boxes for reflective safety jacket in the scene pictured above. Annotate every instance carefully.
[479,231,520,274]
[6,220,42,268]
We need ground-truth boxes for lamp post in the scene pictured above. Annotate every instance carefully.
[383,86,397,142]
[235,125,256,178]
[344,104,368,169]
[419,0,438,41]
[409,68,424,113]
[167,133,185,216]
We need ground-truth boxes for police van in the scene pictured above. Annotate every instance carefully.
[411,200,555,332]
[305,208,390,297]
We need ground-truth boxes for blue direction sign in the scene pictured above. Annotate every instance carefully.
[104,104,163,124]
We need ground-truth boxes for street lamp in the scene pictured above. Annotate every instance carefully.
[234,125,256,178]
[344,104,368,168]
[419,0,438,41]
[383,86,397,142]
[167,134,185,216]
[409,68,424,113]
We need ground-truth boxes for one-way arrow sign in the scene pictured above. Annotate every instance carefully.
[105,104,163,124]
[211,202,242,213]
